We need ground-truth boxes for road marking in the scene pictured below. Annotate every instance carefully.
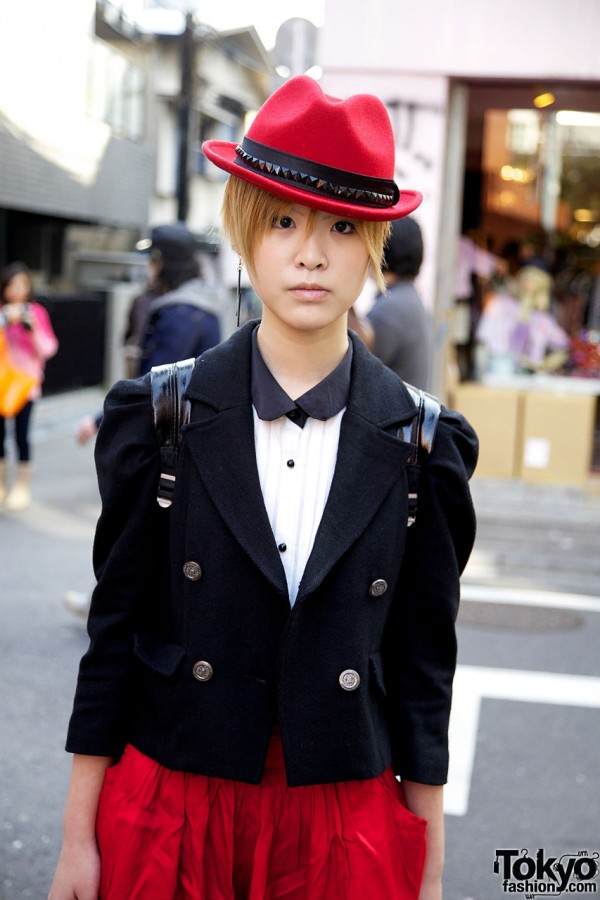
[461,582,600,613]
[446,664,600,816]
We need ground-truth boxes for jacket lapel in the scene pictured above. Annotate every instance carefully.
[181,323,419,604]
[183,323,288,600]
[184,406,289,600]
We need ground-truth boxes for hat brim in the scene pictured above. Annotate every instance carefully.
[203,141,422,222]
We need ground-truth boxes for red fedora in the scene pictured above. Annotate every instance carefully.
[203,76,422,222]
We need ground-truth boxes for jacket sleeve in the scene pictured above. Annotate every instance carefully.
[367,299,400,368]
[383,406,478,784]
[30,302,59,361]
[65,374,163,756]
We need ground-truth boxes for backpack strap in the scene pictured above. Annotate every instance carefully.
[399,385,442,527]
[150,358,195,508]
[149,363,441,522]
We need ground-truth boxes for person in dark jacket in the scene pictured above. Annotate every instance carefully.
[137,222,222,375]
[368,216,431,390]
[50,77,478,900]
[63,224,222,619]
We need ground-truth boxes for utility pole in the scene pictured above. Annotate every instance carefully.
[176,11,194,222]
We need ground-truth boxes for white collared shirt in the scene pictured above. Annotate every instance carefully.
[253,408,344,605]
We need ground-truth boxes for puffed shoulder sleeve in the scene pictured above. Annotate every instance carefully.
[426,406,478,574]
[65,375,163,757]
[383,406,478,785]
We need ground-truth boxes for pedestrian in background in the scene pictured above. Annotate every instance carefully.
[368,216,431,390]
[122,283,158,379]
[67,221,217,451]
[63,223,222,619]
[49,76,478,900]
[0,262,58,510]
[137,222,222,375]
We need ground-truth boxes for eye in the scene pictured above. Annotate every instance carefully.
[332,220,357,234]
[272,214,295,229]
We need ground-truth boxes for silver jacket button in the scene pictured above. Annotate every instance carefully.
[183,561,202,581]
[369,578,388,598]
[192,660,213,682]
[339,669,361,691]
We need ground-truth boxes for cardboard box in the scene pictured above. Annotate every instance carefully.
[450,383,523,478]
[518,392,596,486]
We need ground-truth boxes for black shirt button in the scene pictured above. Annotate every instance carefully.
[278,543,287,552]
[287,459,295,468]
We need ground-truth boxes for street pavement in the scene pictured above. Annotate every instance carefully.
[1,387,599,899]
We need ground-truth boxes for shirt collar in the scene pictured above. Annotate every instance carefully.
[251,326,352,428]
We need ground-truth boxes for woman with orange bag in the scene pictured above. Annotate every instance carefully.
[0,262,58,510]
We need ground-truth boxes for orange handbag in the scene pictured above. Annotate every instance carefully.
[0,330,37,418]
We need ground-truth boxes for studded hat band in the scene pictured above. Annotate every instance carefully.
[234,137,400,210]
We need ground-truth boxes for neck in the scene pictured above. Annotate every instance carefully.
[383,271,413,287]
[256,313,349,399]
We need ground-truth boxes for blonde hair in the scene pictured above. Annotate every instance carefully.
[221,176,391,293]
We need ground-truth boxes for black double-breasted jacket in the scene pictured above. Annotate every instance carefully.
[66,322,478,787]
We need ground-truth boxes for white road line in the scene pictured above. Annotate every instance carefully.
[460,583,600,613]
[446,665,600,816]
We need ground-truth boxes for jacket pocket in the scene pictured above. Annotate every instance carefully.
[369,651,388,697]
[133,633,186,677]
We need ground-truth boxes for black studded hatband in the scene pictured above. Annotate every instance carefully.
[234,137,399,209]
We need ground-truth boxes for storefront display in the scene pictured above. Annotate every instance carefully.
[452,97,600,484]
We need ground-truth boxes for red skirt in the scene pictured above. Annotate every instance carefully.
[96,731,426,900]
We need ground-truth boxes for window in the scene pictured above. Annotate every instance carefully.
[482,107,600,246]
[196,113,242,177]
[87,39,145,141]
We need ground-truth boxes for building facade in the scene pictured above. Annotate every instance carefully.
[0,0,273,291]
[319,0,600,391]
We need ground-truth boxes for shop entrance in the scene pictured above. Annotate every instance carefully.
[449,79,600,484]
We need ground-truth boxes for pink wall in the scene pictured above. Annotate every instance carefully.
[320,0,600,80]
[321,73,449,315]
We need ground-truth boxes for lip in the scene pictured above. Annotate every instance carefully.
[289,282,330,300]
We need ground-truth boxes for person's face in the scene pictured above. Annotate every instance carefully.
[3,273,30,304]
[250,204,370,335]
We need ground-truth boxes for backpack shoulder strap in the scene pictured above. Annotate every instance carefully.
[150,358,195,508]
[399,384,442,527]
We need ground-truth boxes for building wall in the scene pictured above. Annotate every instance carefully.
[0,0,153,229]
[323,71,448,319]
[148,33,270,236]
[320,0,600,80]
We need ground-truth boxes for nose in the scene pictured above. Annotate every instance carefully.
[295,230,327,270]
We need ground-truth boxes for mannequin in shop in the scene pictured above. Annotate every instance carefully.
[475,264,570,377]
[452,231,503,380]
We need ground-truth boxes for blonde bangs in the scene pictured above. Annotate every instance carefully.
[355,220,391,293]
[221,176,391,291]
[221,178,291,271]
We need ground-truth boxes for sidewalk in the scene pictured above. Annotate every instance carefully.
[32,385,107,443]
[466,475,600,596]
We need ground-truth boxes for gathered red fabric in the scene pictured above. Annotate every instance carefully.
[96,732,426,900]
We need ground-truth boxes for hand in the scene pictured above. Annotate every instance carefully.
[21,306,34,330]
[4,304,25,324]
[76,416,99,445]
[419,876,442,900]
[48,837,101,900]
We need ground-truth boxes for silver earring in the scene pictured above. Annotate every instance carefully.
[236,257,243,327]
